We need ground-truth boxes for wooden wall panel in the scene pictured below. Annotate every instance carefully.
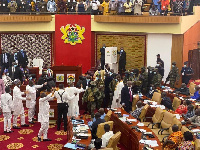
[171,34,183,87]
[94,15,181,24]
[0,15,52,22]
[96,34,146,71]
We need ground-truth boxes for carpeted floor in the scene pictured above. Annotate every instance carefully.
[0,109,126,150]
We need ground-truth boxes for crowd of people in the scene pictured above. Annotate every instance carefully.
[0,46,199,149]
[0,0,196,15]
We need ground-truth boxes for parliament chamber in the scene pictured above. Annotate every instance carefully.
[1,2,200,150]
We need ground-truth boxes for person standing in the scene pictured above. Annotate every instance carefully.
[121,81,133,113]
[1,86,13,133]
[100,44,106,70]
[8,62,23,82]
[12,79,29,129]
[17,49,28,68]
[165,62,179,88]
[0,76,5,115]
[181,61,193,85]
[26,80,47,124]
[82,81,101,118]
[38,92,54,142]
[1,52,10,77]
[54,84,76,131]
[90,0,100,15]
[65,82,84,117]
[118,47,126,75]
[139,67,148,93]
[111,75,124,108]
[156,54,164,68]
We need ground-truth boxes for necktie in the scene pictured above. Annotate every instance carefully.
[129,88,132,102]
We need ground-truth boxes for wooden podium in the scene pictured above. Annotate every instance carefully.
[51,65,82,87]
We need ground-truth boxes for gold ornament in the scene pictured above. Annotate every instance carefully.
[55,138,63,141]
[18,129,33,134]
[47,144,63,150]
[0,135,10,141]
[7,143,23,149]
[32,145,39,148]
[55,130,67,135]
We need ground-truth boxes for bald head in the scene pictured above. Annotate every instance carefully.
[172,124,179,132]
[136,101,143,108]
[195,108,200,116]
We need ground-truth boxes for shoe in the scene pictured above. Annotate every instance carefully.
[21,124,29,127]
[7,131,14,133]
[32,118,37,121]
[38,137,41,142]
[43,138,52,141]
[29,121,35,124]
[13,126,21,129]
[57,128,60,131]
[4,131,7,133]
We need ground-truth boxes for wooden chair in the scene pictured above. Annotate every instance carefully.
[132,95,139,111]
[148,107,164,129]
[172,97,181,111]
[158,111,175,135]
[181,126,192,134]
[96,121,114,138]
[152,92,162,104]
[195,139,200,150]
[138,104,149,122]
[107,131,121,150]
[189,82,196,96]
[105,110,112,122]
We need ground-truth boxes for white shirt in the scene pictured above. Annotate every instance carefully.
[54,89,75,103]
[90,0,100,10]
[101,131,114,147]
[1,93,13,112]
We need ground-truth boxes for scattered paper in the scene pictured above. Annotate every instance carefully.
[64,143,76,149]
[137,123,144,126]
[191,129,200,133]
[139,140,159,147]
[175,114,181,119]
[127,119,137,122]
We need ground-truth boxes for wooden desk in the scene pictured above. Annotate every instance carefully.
[28,67,39,80]
[64,116,92,150]
[110,108,162,150]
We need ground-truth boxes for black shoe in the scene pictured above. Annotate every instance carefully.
[43,138,52,141]
[32,118,37,121]
[64,129,67,132]
[7,131,14,133]
[29,121,35,124]
[13,126,21,129]
[21,124,29,127]
[4,131,7,133]
[38,137,41,142]
[57,128,60,131]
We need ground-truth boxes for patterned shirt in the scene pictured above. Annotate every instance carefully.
[183,110,195,119]
[131,107,143,119]
[178,141,194,150]
[189,115,200,126]
[165,131,183,149]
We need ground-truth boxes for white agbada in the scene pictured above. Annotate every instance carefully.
[26,84,43,109]
[38,93,54,123]
[133,0,142,15]
[1,93,13,132]
[13,86,26,116]
[111,81,124,108]
[65,87,84,117]
[101,131,114,147]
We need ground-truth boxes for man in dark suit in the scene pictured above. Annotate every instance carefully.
[91,112,105,139]
[8,62,23,82]
[104,73,113,108]
[9,50,18,67]
[17,49,28,68]
[121,81,133,113]
[1,52,10,77]
[118,47,126,75]
[37,71,51,92]
[100,44,106,70]
[81,74,91,89]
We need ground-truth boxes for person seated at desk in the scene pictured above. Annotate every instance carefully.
[182,104,195,119]
[130,101,143,119]
[92,138,109,150]
[88,108,105,127]
[178,131,194,149]
[91,112,105,139]
[163,124,183,149]
[175,100,191,115]
[191,86,200,100]
[146,84,158,99]
[173,83,190,96]
[101,124,114,148]
[161,92,173,110]
[187,108,200,127]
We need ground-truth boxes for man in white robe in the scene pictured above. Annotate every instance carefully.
[13,79,29,129]
[1,86,13,133]
[65,82,84,117]
[38,92,54,142]
[26,80,47,124]
[111,75,124,108]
